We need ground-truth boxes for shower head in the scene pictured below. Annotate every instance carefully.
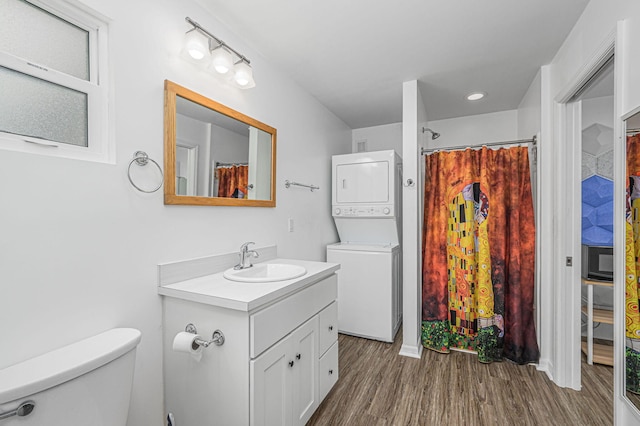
[422,127,441,140]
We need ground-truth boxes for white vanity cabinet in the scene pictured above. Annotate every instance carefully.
[160,257,339,426]
[251,317,318,426]
[251,301,339,426]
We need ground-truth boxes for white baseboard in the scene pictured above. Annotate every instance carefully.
[399,343,423,359]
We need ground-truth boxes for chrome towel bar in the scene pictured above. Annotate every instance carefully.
[285,180,319,192]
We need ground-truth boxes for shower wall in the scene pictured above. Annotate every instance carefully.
[351,109,519,156]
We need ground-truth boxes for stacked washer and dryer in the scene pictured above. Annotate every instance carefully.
[327,150,402,343]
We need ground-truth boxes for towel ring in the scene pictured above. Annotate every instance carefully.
[128,151,163,193]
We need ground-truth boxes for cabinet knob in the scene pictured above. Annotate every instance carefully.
[296,353,301,360]
[329,369,333,375]
[289,360,294,368]
[328,325,334,331]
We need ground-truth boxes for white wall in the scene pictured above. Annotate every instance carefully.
[352,123,402,154]
[211,124,249,165]
[0,0,351,425]
[583,95,615,129]
[399,80,427,359]
[426,110,518,150]
[518,69,542,140]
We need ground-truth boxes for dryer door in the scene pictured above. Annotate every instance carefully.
[335,161,389,204]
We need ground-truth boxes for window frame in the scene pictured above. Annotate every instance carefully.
[0,0,112,163]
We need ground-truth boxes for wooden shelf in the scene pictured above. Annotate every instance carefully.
[581,306,614,324]
[581,341,613,366]
[582,278,614,287]
[581,279,614,366]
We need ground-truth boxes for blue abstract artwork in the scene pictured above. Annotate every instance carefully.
[582,175,613,246]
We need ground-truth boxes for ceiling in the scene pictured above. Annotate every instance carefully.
[197,0,590,129]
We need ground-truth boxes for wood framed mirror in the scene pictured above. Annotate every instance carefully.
[164,80,276,207]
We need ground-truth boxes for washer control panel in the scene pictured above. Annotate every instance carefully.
[333,205,395,217]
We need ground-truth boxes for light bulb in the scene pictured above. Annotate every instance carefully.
[183,30,210,63]
[210,46,234,74]
[234,61,254,87]
[466,92,486,101]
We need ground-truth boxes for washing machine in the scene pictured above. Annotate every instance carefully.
[329,150,403,342]
[327,242,402,342]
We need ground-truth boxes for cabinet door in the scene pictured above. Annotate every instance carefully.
[319,341,339,401]
[250,336,292,426]
[318,302,338,356]
[291,317,319,426]
[335,161,389,203]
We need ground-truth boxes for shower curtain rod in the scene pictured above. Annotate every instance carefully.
[421,135,537,155]
[627,128,640,134]
[215,161,248,167]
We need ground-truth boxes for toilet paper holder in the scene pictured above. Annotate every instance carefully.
[185,323,225,347]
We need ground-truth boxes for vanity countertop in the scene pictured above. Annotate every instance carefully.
[158,258,340,312]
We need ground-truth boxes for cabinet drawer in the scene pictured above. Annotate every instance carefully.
[251,274,337,358]
[318,301,338,356]
[318,341,339,401]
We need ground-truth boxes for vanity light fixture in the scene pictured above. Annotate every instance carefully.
[182,28,210,62]
[182,17,256,89]
[233,59,254,87]
[466,92,486,101]
[210,45,234,74]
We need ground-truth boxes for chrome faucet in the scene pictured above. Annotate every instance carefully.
[234,242,259,270]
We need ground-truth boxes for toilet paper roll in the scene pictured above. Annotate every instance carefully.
[172,331,203,361]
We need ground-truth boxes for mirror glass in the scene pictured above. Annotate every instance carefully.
[164,80,276,207]
[625,109,640,408]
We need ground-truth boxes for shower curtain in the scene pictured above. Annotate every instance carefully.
[421,146,539,364]
[217,165,248,198]
[626,134,640,393]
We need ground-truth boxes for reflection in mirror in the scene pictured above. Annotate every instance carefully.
[625,110,640,408]
[164,80,276,207]
[176,143,198,196]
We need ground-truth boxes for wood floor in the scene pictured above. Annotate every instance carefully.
[308,331,613,425]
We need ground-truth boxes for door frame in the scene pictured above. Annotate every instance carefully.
[551,29,616,390]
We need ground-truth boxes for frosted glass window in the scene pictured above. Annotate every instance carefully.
[0,66,88,146]
[0,0,89,80]
[0,0,110,162]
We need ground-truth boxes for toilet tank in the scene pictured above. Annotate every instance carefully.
[0,328,141,426]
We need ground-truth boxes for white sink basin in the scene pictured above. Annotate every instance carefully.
[223,263,307,283]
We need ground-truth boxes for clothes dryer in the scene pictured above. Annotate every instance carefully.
[332,150,401,245]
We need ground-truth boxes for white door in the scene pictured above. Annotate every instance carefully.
[335,161,389,203]
[291,318,318,425]
[561,99,584,389]
[250,335,292,426]
[175,142,198,196]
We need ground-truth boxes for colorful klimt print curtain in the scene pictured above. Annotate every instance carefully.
[217,165,249,198]
[421,146,539,364]
[626,134,640,393]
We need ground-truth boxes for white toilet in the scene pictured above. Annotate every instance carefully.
[0,328,141,425]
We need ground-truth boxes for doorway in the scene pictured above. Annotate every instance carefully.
[577,60,615,366]
[568,57,615,386]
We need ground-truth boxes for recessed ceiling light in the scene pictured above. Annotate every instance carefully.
[466,92,486,101]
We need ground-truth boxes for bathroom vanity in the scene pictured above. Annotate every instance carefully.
[158,246,339,426]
